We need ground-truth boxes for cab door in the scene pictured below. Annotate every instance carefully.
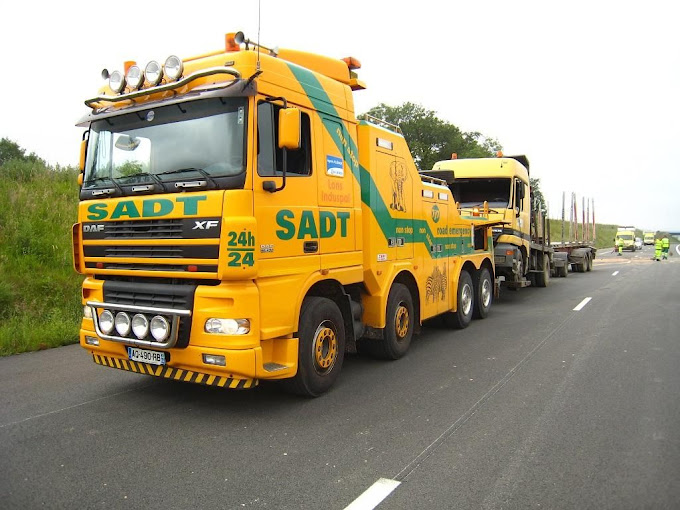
[253,101,319,271]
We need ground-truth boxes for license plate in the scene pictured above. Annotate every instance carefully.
[127,347,166,365]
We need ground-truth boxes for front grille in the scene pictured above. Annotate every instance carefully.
[106,220,184,239]
[86,262,218,272]
[83,245,219,259]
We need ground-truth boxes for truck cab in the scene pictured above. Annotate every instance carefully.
[430,155,549,287]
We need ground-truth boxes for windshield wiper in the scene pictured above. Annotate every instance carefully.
[122,172,168,192]
[84,176,124,197]
[157,167,217,190]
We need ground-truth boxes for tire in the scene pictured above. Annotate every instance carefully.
[284,297,345,397]
[368,283,414,360]
[443,270,473,329]
[576,260,586,273]
[558,263,568,278]
[472,267,492,319]
[535,254,550,287]
[586,254,593,272]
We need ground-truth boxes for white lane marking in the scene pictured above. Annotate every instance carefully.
[676,245,680,256]
[344,478,401,510]
[573,297,592,311]
[612,271,619,276]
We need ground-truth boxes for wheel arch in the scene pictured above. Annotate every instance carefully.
[301,279,357,353]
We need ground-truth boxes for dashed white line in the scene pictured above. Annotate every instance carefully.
[573,297,592,311]
[344,478,401,510]
[612,271,619,276]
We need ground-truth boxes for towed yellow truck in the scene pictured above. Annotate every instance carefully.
[73,32,495,396]
[428,154,597,288]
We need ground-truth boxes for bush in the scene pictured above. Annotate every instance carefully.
[0,139,82,356]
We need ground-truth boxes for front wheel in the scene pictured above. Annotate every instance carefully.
[473,268,492,319]
[284,297,345,397]
[535,254,550,287]
[443,270,473,329]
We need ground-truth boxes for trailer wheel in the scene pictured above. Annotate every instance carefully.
[586,254,593,272]
[368,283,414,360]
[535,254,550,288]
[284,297,345,397]
[443,270,473,329]
[473,268,492,319]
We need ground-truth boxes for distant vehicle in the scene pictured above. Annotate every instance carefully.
[635,238,643,250]
[615,226,636,251]
[643,232,655,245]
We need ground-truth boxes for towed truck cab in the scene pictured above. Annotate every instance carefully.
[431,155,531,282]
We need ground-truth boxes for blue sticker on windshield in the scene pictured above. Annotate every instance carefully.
[326,155,344,177]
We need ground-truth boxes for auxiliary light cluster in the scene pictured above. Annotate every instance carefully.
[98,308,170,342]
[106,55,184,94]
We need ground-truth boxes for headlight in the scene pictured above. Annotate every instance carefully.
[145,61,163,85]
[164,55,183,81]
[131,314,149,339]
[108,70,125,93]
[150,316,170,342]
[99,310,115,334]
[114,312,131,336]
[126,65,143,90]
[205,318,250,335]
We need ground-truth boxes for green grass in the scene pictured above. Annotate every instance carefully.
[0,156,83,356]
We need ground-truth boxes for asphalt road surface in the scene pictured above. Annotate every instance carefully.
[2,244,679,509]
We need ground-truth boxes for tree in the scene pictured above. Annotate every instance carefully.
[530,177,547,214]
[363,103,502,170]
[0,138,43,167]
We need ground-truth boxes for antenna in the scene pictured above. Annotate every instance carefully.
[257,0,261,71]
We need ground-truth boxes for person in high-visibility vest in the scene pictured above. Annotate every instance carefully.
[654,237,663,261]
[661,236,670,259]
[616,237,624,256]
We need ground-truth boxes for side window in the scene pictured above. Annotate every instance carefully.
[257,101,312,177]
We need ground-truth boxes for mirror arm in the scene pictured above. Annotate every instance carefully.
[263,147,287,193]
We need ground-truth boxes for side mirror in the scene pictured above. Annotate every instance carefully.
[78,137,88,186]
[278,107,301,150]
[79,138,87,173]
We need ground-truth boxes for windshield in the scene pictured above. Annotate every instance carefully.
[450,178,511,208]
[82,98,247,198]
[618,234,634,240]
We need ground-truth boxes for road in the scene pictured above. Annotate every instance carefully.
[1,245,679,509]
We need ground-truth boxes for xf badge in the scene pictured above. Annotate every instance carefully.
[193,220,219,230]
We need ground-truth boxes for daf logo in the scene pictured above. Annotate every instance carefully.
[192,220,219,230]
[83,224,105,233]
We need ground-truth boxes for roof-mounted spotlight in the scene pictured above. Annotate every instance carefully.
[145,61,163,86]
[164,55,183,81]
[108,70,125,93]
[126,65,144,90]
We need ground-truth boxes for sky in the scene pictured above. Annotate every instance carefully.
[2,0,678,232]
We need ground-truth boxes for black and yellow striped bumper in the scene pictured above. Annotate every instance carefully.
[92,354,258,389]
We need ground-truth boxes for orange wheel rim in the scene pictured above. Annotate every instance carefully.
[395,305,409,338]
[313,322,338,375]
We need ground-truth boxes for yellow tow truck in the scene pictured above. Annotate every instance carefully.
[73,32,495,396]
